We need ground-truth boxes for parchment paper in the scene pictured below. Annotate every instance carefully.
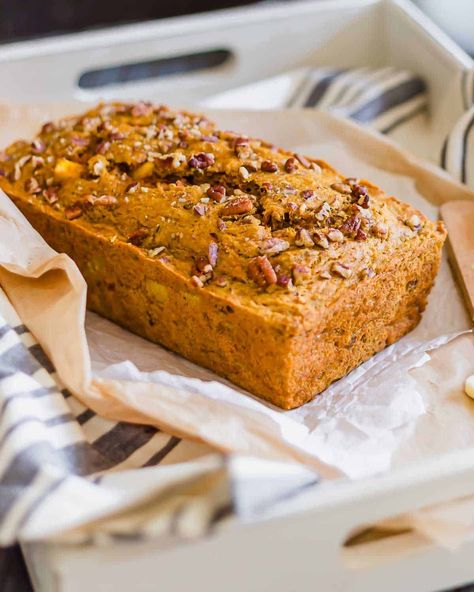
[0,103,473,490]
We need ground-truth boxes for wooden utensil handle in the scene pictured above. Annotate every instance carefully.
[441,200,474,322]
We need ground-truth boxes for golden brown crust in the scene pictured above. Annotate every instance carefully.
[0,102,447,409]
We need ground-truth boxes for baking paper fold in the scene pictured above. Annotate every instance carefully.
[1,104,474,546]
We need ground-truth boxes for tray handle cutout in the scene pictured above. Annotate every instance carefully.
[77,48,233,89]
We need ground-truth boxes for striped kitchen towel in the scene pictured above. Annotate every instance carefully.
[287,66,427,134]
[0,286,317,545]
[204,66,428,136]
[441,69,474,187]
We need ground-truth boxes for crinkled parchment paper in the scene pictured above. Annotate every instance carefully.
[0,103,473,490]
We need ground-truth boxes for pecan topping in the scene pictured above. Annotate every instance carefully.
[354,228,367,241]
[313,231,329,249]
[43,188,58,204]
[191,275,204,288]
[41,122,55,134]
[214,276,228,287]
[248,256,277,287]
[284,157,298,173]
[295,154,311,168]
[25,177,41,194]
[332,262,353,278]
[131,101,153,117]
[301,190,314,200]
[261,238,290,255]
[128,229,149,246]
[217,218,227,232]
[360,267,376,279]
[85,194,118,206]
[339,214,361,236]
[193,203,207,216]
[406,214,422,231]
[31,139,46,154]
[207,185,226,202]
[148,246,166,258]
[295,228,314,248]
[331,182,352,194]
[315,201,331,221]
[221,196,253,216]
[97,140,111,155]
[188,152,215,169]
[327,228,344,242]
[70,135,89,147]
[234,137,249,148]
[372,221,388,237]
[195,256,212,274]
[277,273,291,287]
[208,241,218,267]
[239,166,250,179]
[261,160,278,173]
[64,204,83,220]
[352,184,369,208]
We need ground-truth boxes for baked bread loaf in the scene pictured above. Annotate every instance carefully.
[0,102,446,409]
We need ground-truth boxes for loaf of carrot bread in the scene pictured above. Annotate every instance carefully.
[0,102,446,409]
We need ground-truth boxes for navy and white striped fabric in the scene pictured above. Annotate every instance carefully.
[441,69,474,187]
[0,289,317,545]
[288,67,427,134]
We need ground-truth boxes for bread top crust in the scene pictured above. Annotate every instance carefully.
[0,102,446,324]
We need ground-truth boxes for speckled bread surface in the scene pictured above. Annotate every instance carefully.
[0,102,446,409]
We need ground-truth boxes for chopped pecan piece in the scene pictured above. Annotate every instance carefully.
[301,189,314,200]
[214,276,228,287]
[148,246,166,258]
[295,228,314,247]
[217,218,227,232]
[25,177,41,194]
[355,228,367,241]
[193,203,207,216]
[261,160,278,173]
[332,262,353,278]
[31,139,46,154]
[406,214,422,231]
[313,231,329,249]
[248,256,277,287]
[97,140,111,155]
[284,157,298,173]
[295,153,311,168]
[85,194,118,206]
[327,228,344,243]
[131,101,153,117]
[261,238,290,255]
[372,221,388,237]
[239,166,250,179]
[43,188,58,204]
[188,152,215,169]
[221,196,253,216]
[195,256,212,274]
[315,201,331,221]
[331,182,352,194]
[208,241,219,267]
[191,275,204,288]
[339,214,361,236]
[64,204,83,220]
[207,185,226,202]
[360,267,376,279]
[128,228,149,246]
[277,273,292,287]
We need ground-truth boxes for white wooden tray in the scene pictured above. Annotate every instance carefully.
[1,0,473,590]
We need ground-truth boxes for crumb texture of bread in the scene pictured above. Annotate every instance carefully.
[0,102,447,409]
